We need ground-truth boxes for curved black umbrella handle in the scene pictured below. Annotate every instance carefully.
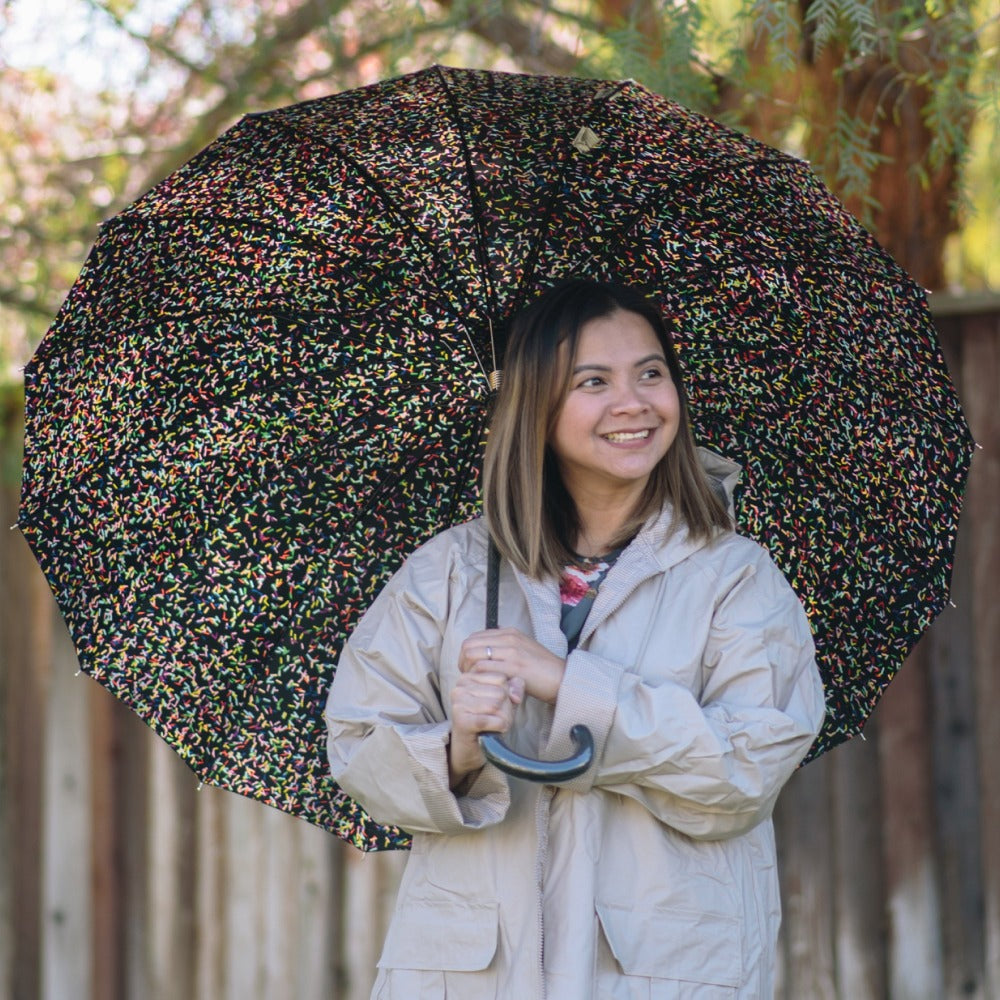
[480,538,595,783]
[478,725,594,783]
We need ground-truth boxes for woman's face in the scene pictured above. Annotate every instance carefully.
[549,308,680,505]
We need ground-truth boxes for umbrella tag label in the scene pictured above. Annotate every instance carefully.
[571,126,601,153]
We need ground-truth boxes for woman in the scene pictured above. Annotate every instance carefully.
[325,279,826,999]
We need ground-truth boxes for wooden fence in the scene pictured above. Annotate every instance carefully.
[1,295,997,1000]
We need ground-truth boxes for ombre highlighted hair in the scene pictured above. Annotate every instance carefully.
[482,279,731,578]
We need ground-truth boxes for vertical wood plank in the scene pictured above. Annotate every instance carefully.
[224,790,264,999]
[0,499,52,1000]
[0,421,14,1000]
[877,643,945,999]
[120,700,152,1000]
[40,622,93,1000]
[830,728,887,1000]
[341,846,380,1000]
[962,314,1000,999]
[340,846,406,1000]
[774,758,836,999]
[194,785,227,1000]
[260,805,297,1000]
[927,536,986,998]
[293,821,338,999]
[0,606,9,1000]
[89,685,126,1000]
[328,834,349,998]
[197,790,340,1000]
[146,736,197,1000]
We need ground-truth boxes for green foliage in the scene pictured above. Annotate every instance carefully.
[801,0,878,56]
[0,0,997,372]
[742,0,799,73]
[943,2,1000,287]
[828,106,892,221]
[0,379,25,489]
[589,10,721,113]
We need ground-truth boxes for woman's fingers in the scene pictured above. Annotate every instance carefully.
[458,632,504,672]
[459,628,566,705]
[448,667,526,787]
[458,628,536,673]
[450,670,519,735]
[507,676,526,704]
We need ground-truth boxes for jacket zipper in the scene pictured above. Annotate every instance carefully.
[535,785,554,999]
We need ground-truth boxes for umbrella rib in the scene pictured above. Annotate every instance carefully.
[52,369,475,492]
[76,213,489,380]
[512,80,631,314]
[104,208,360,269]
[253,112,494,388]
[103,210,489,378]
[438,404,489,527]
[434,66,500,367]
[577,159,891,296]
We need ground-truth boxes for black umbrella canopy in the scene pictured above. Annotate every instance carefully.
[19,66,973,849]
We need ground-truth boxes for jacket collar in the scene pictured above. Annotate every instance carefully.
[507,447,741,652]
[614,445,742,574]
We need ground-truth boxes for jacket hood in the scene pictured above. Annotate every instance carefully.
[696,446,741,519]
[625,446,741,574]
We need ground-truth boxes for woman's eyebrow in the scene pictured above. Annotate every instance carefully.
[571,353,666,374]
[633,353,667,367]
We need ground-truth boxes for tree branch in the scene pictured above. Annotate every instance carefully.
[129,0,354,200]
[432,0,584,75]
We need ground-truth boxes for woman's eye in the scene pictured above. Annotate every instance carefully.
[641,367,665,380]
[578,376,605,388]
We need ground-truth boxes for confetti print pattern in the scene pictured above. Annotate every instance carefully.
[19,67,974,850]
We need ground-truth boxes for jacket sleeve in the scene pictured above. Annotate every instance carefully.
[324,542,511,835]
[542,548,826,841]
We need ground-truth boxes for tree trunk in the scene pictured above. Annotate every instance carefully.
[802,4,971,289]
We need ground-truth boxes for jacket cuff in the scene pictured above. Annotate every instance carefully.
[543,649,624,792]
[454,763,511,826]
[405,723,511,830]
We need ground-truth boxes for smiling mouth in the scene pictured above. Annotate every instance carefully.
[602,430,651,443]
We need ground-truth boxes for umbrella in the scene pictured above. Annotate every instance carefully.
[18,66,974,851]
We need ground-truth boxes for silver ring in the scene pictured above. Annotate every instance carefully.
[486,646,493,660]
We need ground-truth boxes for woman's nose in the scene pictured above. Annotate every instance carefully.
[609,383,646,412]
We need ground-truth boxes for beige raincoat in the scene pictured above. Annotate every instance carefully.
[326,482,825,999]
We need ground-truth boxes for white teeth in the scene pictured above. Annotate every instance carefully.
[604,430,650,442]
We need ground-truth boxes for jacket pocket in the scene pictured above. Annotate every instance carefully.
[596,902,742,989]
[378,898,500,972]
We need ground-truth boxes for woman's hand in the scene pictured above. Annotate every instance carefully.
[448,668,525,788]
[459,628,567,706]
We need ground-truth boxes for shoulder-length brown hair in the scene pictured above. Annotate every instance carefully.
[483,278,731,578]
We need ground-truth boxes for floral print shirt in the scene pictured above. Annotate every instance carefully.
[559,548,623,651]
